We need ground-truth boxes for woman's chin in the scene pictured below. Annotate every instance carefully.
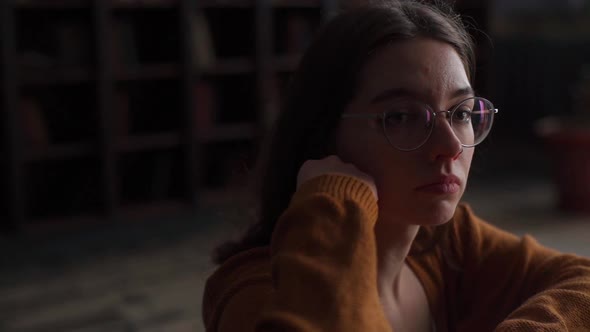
[415,199,459,225]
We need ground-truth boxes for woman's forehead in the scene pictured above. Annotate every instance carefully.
[357,38,470,103]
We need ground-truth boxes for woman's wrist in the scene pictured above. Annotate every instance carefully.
[296,155,378,201]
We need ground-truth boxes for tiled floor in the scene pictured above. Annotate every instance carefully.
[1,173,589,332]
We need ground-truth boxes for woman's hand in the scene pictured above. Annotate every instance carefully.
[297,155,378,200]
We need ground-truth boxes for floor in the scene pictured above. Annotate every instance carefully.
[1,150,589,331]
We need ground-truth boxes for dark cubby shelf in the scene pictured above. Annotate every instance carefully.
[112,8,180,65]
[1,0,341,231]
[198,123,258,143]
[273,54,302,72]
[272,0,322,8]
[25,158,104,220]
[118,133,181,152]
[110,0,179,9]
[19,83,99,145]
[25,142,94,162]
[199,0,256,9]
[202,7,257,59]
[212,74,258,124]
[15,7,96,69]
[14,0,92,10]
[115,78,183,135]
[273,6,321,55]
[116,64,180,81]
[118,148,185,205]
[200,57,256,76]
[21,68,94,85]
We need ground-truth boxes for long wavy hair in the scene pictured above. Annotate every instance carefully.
[213,0,476,265]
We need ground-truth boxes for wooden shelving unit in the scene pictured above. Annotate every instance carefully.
[1,0,488,234]
[0,0,339,233]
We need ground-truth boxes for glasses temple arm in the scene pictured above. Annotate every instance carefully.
[341,113,383,118]
[471,109,499,115]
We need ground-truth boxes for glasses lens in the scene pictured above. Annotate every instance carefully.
[382,102,433,151]
[382,97,496,151]
[451,97,495,146]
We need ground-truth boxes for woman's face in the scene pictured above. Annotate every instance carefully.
[336,37,474,226]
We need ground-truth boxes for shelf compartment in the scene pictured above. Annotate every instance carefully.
[275,71,295,103]
[273,53,302,72]
[20,67,94,85]
[272,0,322,8]
[16,8,95,69]
[111,9,181,65]
[14,0,92,9]
[199,0,256,9]
[208,74,257,125]
[25,142,94,162]
[115,64,181,81]
[19,84,99,145]
[110,0,179,9]
[118,148,185,205]
[197,123,258,142]
[115,79,183,135]
[118,133,181,152]
[201,7,256,58]
[25,158,103,220]
[273,6,321,55]
[199,57,255,76]
[0,153,8,230]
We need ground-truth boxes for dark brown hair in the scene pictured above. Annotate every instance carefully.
[213,0,476,265]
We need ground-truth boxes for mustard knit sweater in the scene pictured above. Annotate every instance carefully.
[202,175,590,331]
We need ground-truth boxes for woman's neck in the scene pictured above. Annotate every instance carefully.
[373,218,420,300]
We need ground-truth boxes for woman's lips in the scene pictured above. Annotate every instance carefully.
[415,175,461,194]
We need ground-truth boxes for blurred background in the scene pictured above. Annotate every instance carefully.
[1,0,589,331]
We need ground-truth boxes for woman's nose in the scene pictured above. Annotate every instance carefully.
[428,114,463,161]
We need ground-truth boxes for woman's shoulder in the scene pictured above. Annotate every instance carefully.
[410,203,514,265]
[205,246,272,285]
[453,202,481,226]
[202,246,272,330]
[451,202,522,245]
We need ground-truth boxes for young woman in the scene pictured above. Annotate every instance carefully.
[202,1,590,331]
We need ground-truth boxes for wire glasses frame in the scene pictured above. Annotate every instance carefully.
[341,97,499,152]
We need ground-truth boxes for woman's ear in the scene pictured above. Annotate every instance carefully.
[331,122,355,164]
[324,128,340,157]
[303,121,341,161]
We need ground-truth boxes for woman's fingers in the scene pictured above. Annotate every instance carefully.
[297,155,378,200]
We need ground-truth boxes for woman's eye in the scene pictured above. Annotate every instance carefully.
[386,111,409,123]
[385,109,423,126]
[454,109,472,123]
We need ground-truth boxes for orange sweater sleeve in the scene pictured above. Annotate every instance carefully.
[203,175,393,332]
[449,205,590,331]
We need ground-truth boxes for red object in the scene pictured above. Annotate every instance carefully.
[538,119,590,214]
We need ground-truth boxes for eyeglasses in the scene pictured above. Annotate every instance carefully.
[341,97,498,151]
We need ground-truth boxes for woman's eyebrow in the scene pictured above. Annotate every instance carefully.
[370,86,475,105]
[370,88,421,104]
[452,86,475,99]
